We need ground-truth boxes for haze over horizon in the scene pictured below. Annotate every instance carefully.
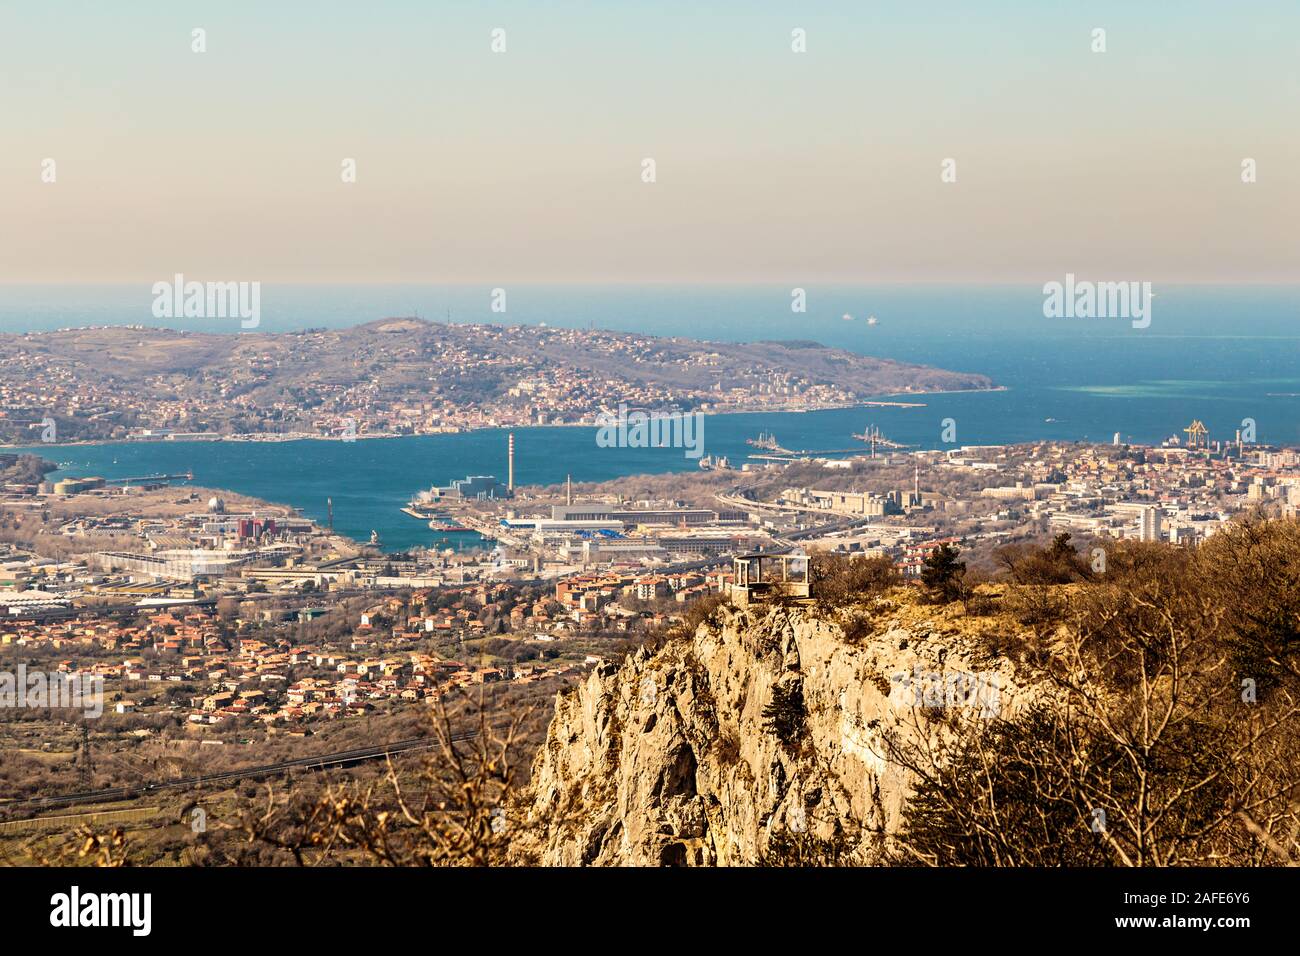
[3,0,1296,285]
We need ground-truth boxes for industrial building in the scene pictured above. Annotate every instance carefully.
[52,476,106,496]
[780,487,898,517]
[425,475,511,500]
[92,548,260,582]
[557,537,667,565]
[549,503,746,527]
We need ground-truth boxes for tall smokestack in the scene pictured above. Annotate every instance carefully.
[508,433,515,492]
[566,473,572,505]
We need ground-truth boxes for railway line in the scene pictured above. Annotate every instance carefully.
[2,733,473,816]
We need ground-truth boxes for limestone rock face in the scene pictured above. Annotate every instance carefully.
[516,598,1027,866]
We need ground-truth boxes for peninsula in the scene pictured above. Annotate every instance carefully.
[0,319,995,444]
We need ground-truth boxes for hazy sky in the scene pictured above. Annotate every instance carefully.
[2,1,1296,283]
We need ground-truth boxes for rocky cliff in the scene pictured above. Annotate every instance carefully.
[517,593,1034,865]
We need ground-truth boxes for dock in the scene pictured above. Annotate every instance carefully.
[748,449,869,462]
[104,472,193,484]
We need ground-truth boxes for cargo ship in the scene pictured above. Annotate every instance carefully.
[428,517,471,533]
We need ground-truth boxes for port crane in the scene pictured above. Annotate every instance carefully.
[745,431,789,453]
[851,424,913,457]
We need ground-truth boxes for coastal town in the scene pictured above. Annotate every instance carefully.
[0,320,992,444]
[2,418,1297,766]
[0,589,605,731]
[4,0,1294,919]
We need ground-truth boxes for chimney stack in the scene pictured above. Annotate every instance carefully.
[508,433,515,492]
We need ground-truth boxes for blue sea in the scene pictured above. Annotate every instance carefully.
[4,283,1297,551]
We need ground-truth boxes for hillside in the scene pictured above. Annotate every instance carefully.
[11,522,1300,868]
[0,319,995,442]
[515,592,1029,865]
[516,523,1300,866]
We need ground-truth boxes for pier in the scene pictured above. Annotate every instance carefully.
[104,472,193,484]
[747,449,870,461]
